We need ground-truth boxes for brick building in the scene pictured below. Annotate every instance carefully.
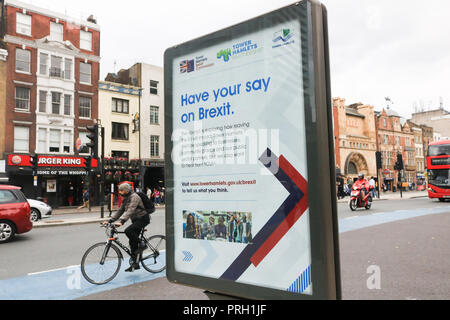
[333,98,378,180]
[375,109,416,191]
[0,0,100,207]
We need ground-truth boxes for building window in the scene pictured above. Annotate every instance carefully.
[112,98,129,114]
[50,55,63,78]
[51,92,61,114]
[14,127,29,153]
[49,129,61,153]
[15,87,30,111]
[16,12,31,36]
[348,162,357,175]
[64,95,71,115]
[50,22,63,42]
[38,128,47,153]
[80,30,92,51]
[150,135,160,157]
[80,62,91,84]
[150,80,159,95]
[16,48,30,73]
[63,130,71,153]
[112,122,129,140]
[396,136,400,146]
[79,96,91,118]
[39,53,48,75]
[64,58,72,80]
[112,151,129,160]
[39,91,47,113]
[150,106,159,124]
[79,132,89,154]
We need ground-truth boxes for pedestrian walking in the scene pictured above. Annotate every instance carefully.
[77,188,91,211]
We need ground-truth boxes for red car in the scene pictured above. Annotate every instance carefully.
[0,185,32,243]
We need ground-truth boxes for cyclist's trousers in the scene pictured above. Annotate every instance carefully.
[125,214,150,255]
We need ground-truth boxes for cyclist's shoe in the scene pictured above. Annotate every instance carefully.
[125,263,140,272]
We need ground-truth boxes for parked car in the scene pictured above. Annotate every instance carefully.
[27,199,52,222]
[0,185,32,243]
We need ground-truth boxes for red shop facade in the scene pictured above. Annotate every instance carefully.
[6,154,98,208]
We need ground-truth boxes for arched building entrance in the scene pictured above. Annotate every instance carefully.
[344,152,369,178]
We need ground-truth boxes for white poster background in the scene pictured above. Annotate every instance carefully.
[172,19,312,295]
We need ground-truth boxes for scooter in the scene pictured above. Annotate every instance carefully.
[349,184,373,211]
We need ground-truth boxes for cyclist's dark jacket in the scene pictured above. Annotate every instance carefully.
[110,192,147,224]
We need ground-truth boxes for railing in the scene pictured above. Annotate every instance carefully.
[49,67,64,78]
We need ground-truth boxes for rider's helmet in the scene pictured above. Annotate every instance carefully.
[358,173,365,180]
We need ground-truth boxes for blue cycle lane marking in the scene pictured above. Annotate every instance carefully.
[2,205,450,300]
[0,251,166,300]
[339,205,450,233]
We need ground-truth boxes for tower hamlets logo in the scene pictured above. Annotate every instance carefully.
[217,48,232,62]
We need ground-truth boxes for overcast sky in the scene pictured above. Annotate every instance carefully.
[23,0,450,119]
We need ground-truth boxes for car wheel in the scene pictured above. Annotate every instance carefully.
[0,221,16,244]
[30,208,41,222]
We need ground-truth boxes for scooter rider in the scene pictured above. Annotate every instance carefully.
[353,173,369,203]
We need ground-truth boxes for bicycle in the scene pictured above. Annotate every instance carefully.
[80,223,166,285]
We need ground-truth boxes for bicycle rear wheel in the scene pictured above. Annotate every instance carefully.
[141,235,166,273]
[81,242,122,285]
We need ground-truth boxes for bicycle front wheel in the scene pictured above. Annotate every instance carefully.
[81,242,122,285]
[141,235,166,273]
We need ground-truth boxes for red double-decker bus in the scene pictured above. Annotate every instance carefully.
[427,140,450,201]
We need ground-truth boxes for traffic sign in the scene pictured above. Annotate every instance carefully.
[164,0,340,300]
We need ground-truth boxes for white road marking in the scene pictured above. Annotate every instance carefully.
[27,265,79,276]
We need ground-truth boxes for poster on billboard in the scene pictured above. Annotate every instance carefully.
[165,0,340,300]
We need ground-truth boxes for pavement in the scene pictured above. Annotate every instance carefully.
[32,204,166,228]
[337,190,427,203]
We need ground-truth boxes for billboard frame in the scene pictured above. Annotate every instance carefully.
[164,0,341,300]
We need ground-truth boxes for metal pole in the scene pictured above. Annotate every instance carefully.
[376,168,381,199]
[100,126,105,218]
[138,88,142,191]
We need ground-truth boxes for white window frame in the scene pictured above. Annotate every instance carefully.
[79,96,92,119]
[150,80,159,95]
[63,130,72,154]
[37,128,47,154]
[64,58,72,80]
[80,30,92,51]
[150,105,159,125]
[64,94,72,116]
[50,55,63,78]
[150,135,160,157]
[51,91,62,115]
[49,129,61,153]
[80,62,92,84]
[15,87,30,111]
[39,53,48,75]
[39,90,47,113]
[14,126,29,153]
[15,48,31,73]
[50,22,64,42]
[16,12,31,36]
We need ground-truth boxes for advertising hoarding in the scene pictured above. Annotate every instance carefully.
[165,0,340,299]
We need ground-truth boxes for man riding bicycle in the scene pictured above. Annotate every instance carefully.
[103,183,150,272]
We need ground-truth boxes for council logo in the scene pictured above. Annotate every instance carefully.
[180,59,195,73]
[272,28,295,48]
[217,48,232,62]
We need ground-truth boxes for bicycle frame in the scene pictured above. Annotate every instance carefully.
[100,227,159,265]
